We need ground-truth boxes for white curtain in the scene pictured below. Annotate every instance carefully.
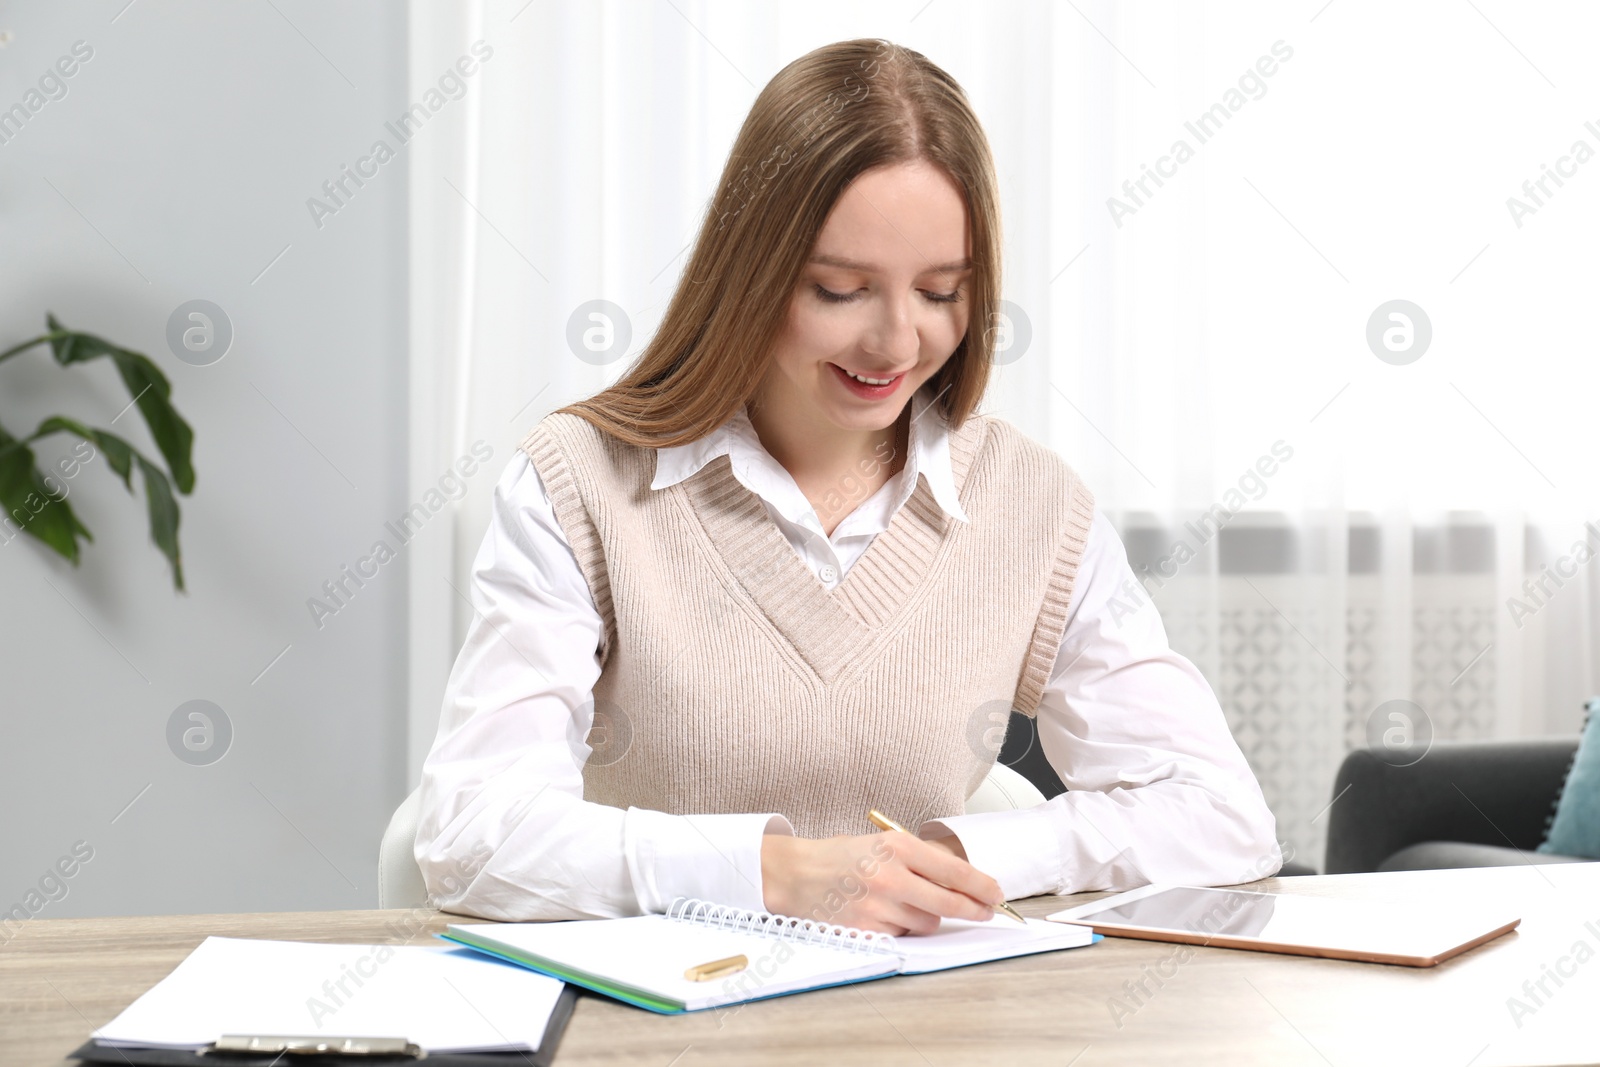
[410,0,1600,867]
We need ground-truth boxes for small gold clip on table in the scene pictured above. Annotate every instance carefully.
[685,953,749,981]
[203,1034,424,1058]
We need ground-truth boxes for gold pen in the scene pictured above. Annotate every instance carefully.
[867,808,1026,924]
[685,953,748,981]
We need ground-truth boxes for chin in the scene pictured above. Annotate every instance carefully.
[827,407,908,437]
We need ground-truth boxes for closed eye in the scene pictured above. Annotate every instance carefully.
[812,283,963,305]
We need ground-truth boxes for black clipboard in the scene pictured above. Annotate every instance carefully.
[66,983,580,1066]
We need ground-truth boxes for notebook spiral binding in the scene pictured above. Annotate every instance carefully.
[665,897,898,956]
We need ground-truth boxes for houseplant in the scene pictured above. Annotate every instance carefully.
[0,313,195,590]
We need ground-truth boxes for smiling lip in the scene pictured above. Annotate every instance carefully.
[829,363,907,399]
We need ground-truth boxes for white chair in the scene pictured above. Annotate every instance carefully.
[378,762,1048,908]
[378,787,429,909]
[963,761,1049,815]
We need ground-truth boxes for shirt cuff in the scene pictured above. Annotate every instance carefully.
[918,807,1062,901]
[623,808,793,915]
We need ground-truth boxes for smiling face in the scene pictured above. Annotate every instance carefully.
[752,159,973,443]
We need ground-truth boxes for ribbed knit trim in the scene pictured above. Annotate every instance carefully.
[676,416,990,685]
[1012,476,1096,716]
[518,415,618,665]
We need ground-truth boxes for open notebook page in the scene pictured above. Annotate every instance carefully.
[448,916,899,1012]
[92,936,565,1054]
[892,914,1098,974]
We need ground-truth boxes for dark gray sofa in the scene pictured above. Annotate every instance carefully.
[1323,737,1590,873]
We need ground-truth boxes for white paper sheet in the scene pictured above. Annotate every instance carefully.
[91,936,565,1054]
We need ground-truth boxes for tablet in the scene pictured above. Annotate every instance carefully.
[1045,884,1520,967]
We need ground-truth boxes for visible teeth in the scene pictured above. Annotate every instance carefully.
[845,369,894,385]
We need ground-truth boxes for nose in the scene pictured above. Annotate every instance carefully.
[863,289,921,368]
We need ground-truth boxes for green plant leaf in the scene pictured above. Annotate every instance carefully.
[33,415,133,489]
[44,313,196,494]
[0,419,93,563]
[134,453,183,592]
[25,415,183,591]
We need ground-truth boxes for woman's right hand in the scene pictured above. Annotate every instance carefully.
[759,830,1003,935]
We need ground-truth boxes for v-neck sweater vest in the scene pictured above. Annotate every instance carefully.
[519,409,1095,839]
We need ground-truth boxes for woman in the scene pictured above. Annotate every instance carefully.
[415,38,1279,936]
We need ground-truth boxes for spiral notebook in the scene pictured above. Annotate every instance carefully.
[441,897,1100,1014]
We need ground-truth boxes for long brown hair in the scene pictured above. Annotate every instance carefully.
[556,38,1002,447]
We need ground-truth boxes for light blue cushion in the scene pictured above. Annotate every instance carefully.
[1538,697,1600,859]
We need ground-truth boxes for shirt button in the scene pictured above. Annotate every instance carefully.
[818,564,838,584]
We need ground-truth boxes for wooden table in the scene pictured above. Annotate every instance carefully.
[7,863,1599,1066]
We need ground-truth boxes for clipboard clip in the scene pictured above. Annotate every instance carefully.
[201,1035,426,1058]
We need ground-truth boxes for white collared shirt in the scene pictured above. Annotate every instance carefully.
[650,385,970,588]
[415,388,1280,921]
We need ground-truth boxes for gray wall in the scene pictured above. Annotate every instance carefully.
[1,1,409,917]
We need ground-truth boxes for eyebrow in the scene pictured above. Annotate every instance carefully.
[808,253,972,275]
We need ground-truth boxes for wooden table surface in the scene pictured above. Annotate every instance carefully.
[6,863,1599,1067]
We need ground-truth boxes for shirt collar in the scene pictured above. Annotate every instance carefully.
[649,383,970,527]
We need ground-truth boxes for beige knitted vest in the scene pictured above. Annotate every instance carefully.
[518,408,1095,839]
